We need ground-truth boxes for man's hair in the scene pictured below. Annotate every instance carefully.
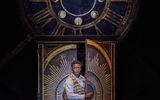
[71,60,82,67]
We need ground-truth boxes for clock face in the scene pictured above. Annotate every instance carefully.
[19,0,139,40]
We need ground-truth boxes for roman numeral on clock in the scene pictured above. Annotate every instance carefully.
[33,8,53,28]
[104,9,123,27]
[50,23,66,36]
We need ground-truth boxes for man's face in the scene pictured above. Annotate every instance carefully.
[72,64,81,76]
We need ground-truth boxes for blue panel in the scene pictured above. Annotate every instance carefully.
[41,20,57,35]
[82,27,97,35]
[52,2,63,14]
[63,13,76,25]
[30,2,47,14]
[61,0,95,15]
[110,2,127,16]
[94,2,105,14]
[63,28,74,35]
[97,19,116,35]
[82,14,94,25]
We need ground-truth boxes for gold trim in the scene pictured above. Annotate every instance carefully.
[44,44,77,69]
[42,44,45,100]
[111,43,115,100]
[38,44,43,100]
[37,41,85,44]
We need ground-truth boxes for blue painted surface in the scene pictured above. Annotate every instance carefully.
[61,0,94,15]
[97,19,116,35]
[82,27,97,35]
[110,2,127,16]
[64,28,75,35]
[41,20,57,35]
[30,2,46,14]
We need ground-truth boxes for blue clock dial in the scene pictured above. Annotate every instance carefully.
[60,0,96,16]
[51,0,106,26]
[19,0,139,40]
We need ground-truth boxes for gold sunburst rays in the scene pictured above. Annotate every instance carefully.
[88,53,111,84]
[87,52,111,99]
[44,55,72,99]
[59,55,72,76]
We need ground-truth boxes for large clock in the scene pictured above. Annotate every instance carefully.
[18,0,139,41]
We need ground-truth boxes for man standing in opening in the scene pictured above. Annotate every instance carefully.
[63,60,93,100]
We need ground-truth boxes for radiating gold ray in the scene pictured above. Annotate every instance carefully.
[44,75,54,85]
[50,65,61,79]
[50,65,59,76]
[62,56,69,74]
[49,67,61,84]
[44,76,55,89]
[60,55,71,76]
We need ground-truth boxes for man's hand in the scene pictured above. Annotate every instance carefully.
[85,92,93,99]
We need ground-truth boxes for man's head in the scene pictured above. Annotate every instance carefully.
[71,60,82,77]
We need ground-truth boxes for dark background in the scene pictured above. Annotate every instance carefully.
[0,0,160,100]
